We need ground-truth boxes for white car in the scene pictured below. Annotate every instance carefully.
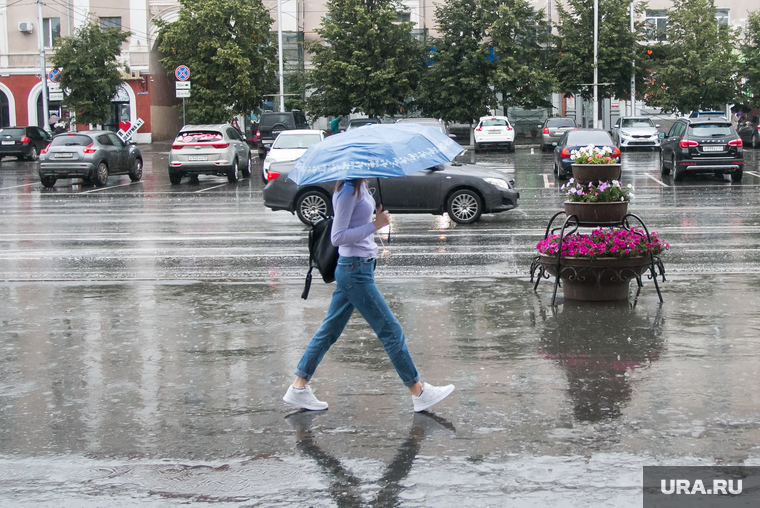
[262,129,325,182]
[611,117,661,151]
[474,116,515,152]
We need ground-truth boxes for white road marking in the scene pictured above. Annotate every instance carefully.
[746,171,760,178]
[196,182,231,192]
[645,174,669,187]
[0,182,34,191]
[542,174,554,188]
[82,181,142,193]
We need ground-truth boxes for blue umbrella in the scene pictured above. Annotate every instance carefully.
[287,122,463,186]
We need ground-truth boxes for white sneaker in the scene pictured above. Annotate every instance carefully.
[412,382,455,412]
[283,385,328,411]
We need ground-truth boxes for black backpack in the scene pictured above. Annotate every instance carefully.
[301,215,339,300]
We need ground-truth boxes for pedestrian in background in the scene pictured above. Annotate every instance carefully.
[330,115,343,134]
[283,178,455,413]
[231,118,242,134]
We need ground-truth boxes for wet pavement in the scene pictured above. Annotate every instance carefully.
[1,144,760,506]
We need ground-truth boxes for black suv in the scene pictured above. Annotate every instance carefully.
[0,126,52,161]
[256,111,308,158]
[659,118,743,182]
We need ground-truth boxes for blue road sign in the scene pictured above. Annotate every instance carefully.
[175,65,190,81]
[48,68,61,82]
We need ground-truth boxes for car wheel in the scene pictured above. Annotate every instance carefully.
[508,143,514,153]
[659,150,670,176]
[258,149,265,159]
[753,135,759,149]
[673,155,684,182]
[271,123,287,140]
[447,189,483,224]
[93,162,109,187]
[27,147,38,161]
[169,170,183,185]
[474,142,480,153]
[227,158,239,183]
[731,169,743,182]
[129,158,143,182]
[296,190,332,225]
[40,175,56,188]
[241,152,252,178]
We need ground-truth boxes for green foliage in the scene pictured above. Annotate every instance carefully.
[488,0,554,109]
[306,0,423,117]
[284,70,308,113]
[417,0,493,123]
[154,0,278,124]
[554,0,646,101]
[418,0,554,123]
[50,22,129,126]
[741,10,760,108]
[643,0,741,114]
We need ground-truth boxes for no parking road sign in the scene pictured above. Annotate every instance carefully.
[175,65,190,81]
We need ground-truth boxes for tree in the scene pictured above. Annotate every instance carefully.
[306,0,423,118]
[643,0,741,114]
[284,70,308,113]
[50,22,130,127]
[488,0,555,109]
[154,0,278,124]
[741,10,760,108]
[416,0,494,123]
[554,0,646,102]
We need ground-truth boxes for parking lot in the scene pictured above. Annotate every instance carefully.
[1,143,760,506]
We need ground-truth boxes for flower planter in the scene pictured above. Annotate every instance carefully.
[571,164,622,185]
[537,254,652,301]
[564,201,628,224]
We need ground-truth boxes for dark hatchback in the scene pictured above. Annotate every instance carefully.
[0,126,52,161]
[553,129,620,179]
[263,161,519,225]
[659,118,743,182]
[737,115,760,149]
[38,131,143,188]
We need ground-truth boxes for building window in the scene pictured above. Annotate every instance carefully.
[645,10,667,41]
[43,17,60,47]
[396,12,411,23]
[716,9,729,26]
[100,17,122,32]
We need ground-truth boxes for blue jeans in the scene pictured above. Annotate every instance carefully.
[294,256,420,387]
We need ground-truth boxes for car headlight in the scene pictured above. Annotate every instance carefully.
[620,130,631,137]
[483,177,510,190]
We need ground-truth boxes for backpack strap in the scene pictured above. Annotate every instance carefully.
[301,222,316,300]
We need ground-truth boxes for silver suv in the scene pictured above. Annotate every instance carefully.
[168,124,251,184]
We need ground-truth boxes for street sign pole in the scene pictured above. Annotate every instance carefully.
[182,99,186,126]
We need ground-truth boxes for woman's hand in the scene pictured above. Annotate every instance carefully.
[372,205,391,230]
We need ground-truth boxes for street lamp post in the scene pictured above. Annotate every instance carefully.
[630,0,636,116]
[593,0,599,129]
[277,0,285,112]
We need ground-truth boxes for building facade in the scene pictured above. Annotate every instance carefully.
[0,0,755,142]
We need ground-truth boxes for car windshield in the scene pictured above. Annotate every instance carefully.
[688,123,733,137]
[50,134,92,147]
[547,119,575,127]
[175,131,223,143]
[481,119,508,127]
[272,133,322,149]
[0,128,25,136]
[566,131,614,146]
[621,118,654,128]
[399,121,444,133]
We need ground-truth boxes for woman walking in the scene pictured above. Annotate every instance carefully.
[283,179,455,412]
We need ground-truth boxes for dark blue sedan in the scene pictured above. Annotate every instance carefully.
[553,129,620,179]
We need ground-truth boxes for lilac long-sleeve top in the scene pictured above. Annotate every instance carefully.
[330,181,378,258]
